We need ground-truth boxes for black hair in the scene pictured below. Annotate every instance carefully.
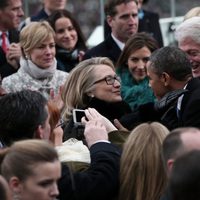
[0,90,48,146]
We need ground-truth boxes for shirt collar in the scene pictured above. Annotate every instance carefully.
[111,33,125,50]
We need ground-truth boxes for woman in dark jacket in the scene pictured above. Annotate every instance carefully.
[61,57,131,140]
[48,10,87,72]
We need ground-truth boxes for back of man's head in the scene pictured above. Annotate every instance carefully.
[0,90,48,146]
[149,46,192,81]
[169,150,200,200]
[162,127,200,175]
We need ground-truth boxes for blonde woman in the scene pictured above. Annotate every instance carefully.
[61,57,131,140]
[2,21,68,99]
[119,122,169,200]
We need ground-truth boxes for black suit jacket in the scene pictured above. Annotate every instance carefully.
[83,35,121,65]
[58,142,120,200]
[178,78,200,127]
[138,9,163,47]
[0,29,19,78]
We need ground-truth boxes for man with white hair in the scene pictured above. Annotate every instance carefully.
[175,17,200,78]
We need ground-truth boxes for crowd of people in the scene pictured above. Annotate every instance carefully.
[1,0,200,199]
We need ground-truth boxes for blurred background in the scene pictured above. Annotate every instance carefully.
[23,0,200,47]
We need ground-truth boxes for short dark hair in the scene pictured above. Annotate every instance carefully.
[149,46,192,81]
[0,90,48,146]
[162,127,200,168]
[0,0,9,9]
[169,150,200,200]
[48,9,87,51]
[162,128,184,167]
[104,0,138,16]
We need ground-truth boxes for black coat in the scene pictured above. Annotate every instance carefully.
[138,9,163,47]
[83,35,121,65]
[0,29,19,78]
[120,78,200,131]
[58,142,121,200]
[63,98,131,141]
[56,47,80,72]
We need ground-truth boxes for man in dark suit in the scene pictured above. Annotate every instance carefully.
[137,0,163,47]
[0,0,24,78]
[83,0,138,65]
[147,46,200,129]
[20,0,68,29]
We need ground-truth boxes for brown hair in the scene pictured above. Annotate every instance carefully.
[0,140,59,182]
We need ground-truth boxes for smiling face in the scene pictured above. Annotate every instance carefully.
[54,17,78,51]
[16,161,61,200]
[179,38,200,78]
[91,64,122,102]
[128,46,151,82]
[29,36,56,69]
[107,1,138,43]
[0,0,24,30]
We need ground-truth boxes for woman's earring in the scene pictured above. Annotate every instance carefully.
[25,55,29,60]
[91,94,94,98]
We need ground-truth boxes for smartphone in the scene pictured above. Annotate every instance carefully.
[72,109,86,125]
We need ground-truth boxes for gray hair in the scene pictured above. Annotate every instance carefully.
[175,17,200,45]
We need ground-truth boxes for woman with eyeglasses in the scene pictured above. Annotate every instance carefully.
[61,57,131,141]
[116,32,158,111]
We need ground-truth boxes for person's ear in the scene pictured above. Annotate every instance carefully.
[8,176,23,194]
[167,158,174,175]
[106,15,113,27]
[34,125,44,139]
[86,91,94,98]
[161,72,171,86]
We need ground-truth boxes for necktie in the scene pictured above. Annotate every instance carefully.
[1,32,7,54]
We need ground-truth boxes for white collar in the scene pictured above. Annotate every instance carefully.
[177,84,188,110]
[111,33,125,50]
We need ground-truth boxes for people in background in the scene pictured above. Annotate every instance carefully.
[137,0,163,47]
[48,9,87,72]
[2,21,68,99]
[116,32,158,110]
[183,7,200,21]
[83,0,138,64]
[0,0,24,78]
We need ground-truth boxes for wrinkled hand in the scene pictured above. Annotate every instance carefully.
[6,43,21,69]
[82,108,117,132]
[84,120,108,148]
[154,89,188,112]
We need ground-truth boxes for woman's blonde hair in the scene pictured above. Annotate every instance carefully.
[119,122,169,200]
[61,57,115,121]
[20,21,55,56]
[184,7,200,21]
[0,139,59,182]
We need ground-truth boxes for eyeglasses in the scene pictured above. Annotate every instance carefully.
[93,75,121,85]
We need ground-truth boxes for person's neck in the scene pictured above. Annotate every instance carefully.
[44,7,52,16]
[0,25,8,32]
